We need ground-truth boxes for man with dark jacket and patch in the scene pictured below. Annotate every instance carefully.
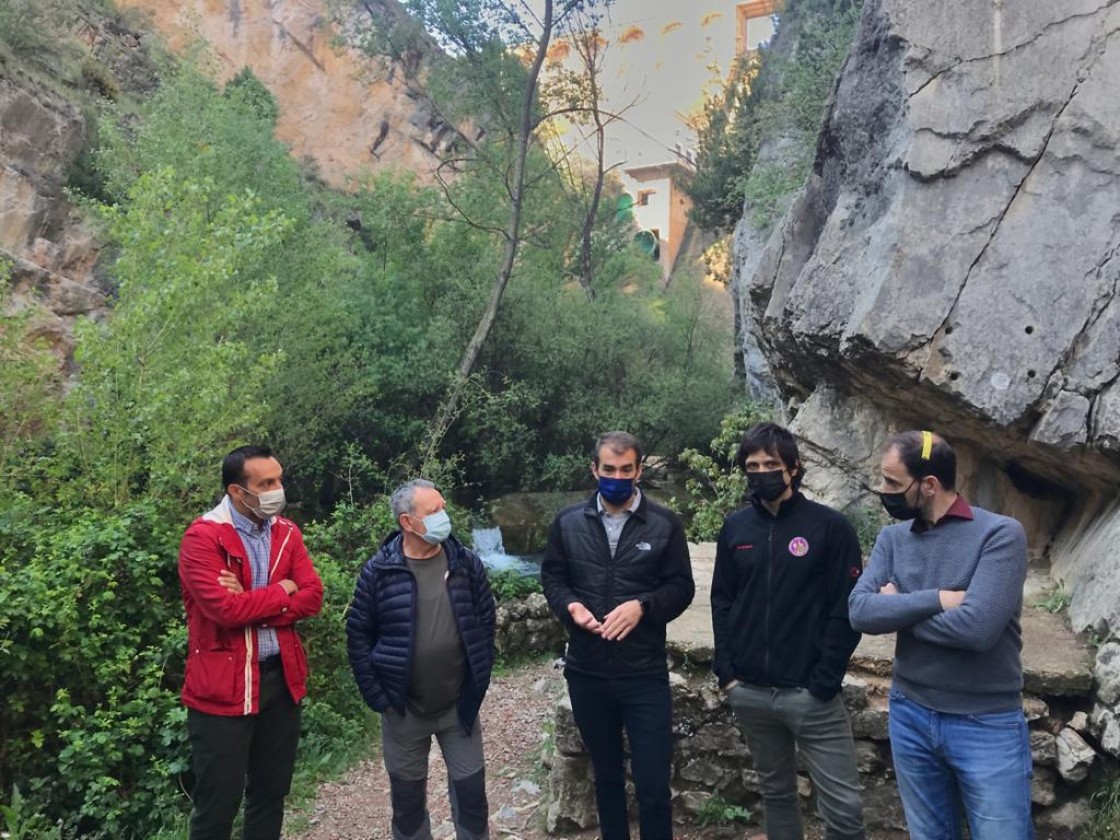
[541,431,694,840]
[347,479,496,840]
[711,422,866,840]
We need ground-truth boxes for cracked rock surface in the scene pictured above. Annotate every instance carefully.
[734,0,1120,729]
[742,0,1120,448]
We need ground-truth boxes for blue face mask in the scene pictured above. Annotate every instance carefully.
[598,476,635,506]
[414,509,452,545]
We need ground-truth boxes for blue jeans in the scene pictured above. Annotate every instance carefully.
[889,690,1034,840]
[565,670,673,840]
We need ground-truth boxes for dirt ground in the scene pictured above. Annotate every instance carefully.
[288,658,906,840]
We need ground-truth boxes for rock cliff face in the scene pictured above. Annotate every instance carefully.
[734,0,1120,755]
[2,0,443,361]
[1,5,162,358]
[119,0,447,187]
[1,72,103,360]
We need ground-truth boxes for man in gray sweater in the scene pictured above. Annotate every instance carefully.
[849,431,1033,840]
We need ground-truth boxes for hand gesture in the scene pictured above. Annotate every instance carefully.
[568,602,603,634]
[600,600,642,641]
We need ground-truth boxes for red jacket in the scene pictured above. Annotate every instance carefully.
[179,497,324,716]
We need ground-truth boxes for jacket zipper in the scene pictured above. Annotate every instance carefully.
[764,522,773,683]
[243,626,254,714]
[227,549,256,715]
[603,515,631,670]
[404,565,418,712]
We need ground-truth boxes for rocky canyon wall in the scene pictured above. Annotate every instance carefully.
[118,0,448,187]
[734,0,1120,761]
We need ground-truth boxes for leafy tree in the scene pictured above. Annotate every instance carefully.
[677,403,773,541]
[687,0,863,233]
[341,0,616,462]
[0,261,63,487]
[62,168,291,510]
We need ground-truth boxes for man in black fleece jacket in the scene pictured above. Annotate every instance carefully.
[711,422,866,840]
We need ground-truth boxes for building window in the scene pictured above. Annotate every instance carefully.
[637,189,656,207]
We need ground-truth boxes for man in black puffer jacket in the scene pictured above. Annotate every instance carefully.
[347,479,495,840]
[542,431,694,840]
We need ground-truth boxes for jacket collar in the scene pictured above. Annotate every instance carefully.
[201,495,277,528]
[200,496,287,560]
[581,490,648,521]
[749,490,805,520]
[373,531,469,570]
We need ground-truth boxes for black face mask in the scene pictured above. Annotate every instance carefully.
[880,480,920,521]
[748,469,789,502]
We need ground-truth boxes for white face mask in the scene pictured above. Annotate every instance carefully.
[238,486,286,518]
[412,509,452,545]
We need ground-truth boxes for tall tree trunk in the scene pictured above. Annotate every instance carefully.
[421,0,555,467]
[576,30,605,303]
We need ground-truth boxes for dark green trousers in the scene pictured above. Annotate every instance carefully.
[187,661,302,840]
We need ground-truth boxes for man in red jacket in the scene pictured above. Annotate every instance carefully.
[179,445,323,840]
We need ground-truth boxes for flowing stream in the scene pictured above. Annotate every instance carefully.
[471,526,541,577]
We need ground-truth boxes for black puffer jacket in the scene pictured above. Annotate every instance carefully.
[346,532,495,732]
[541,492,694,677]
[710,492,863,701]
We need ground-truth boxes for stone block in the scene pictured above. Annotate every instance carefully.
[545,753,597,833]
[849,708,889,741]
[1031,729,1058,767]
[553,696,585,756]
[1091,703,1120,757]
[1056,727,1095,783]
[677,756,740,789]
[1031,766,1057,807]
[1036,797,1092,834]
[853,740,884,774]
[1023,694,1049,723]
[860,778,908,832]
[1095,642,1120,706]
[678,723,749,760]
[842,674,869,711]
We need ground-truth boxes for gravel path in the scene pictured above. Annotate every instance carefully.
[290,658,905,840]
[292,658,566,840]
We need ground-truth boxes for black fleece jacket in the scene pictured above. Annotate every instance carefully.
[711,492,863,701]
[542,492,694,678]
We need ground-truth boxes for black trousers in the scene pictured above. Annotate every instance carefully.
[187,660,302,840]
[566,670,674,840]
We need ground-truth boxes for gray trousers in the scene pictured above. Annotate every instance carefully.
[727,684,866,840]
[381,706,489,840]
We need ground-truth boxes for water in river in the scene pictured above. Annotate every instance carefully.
[471,526,541,577]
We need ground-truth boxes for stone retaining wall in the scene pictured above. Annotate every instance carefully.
[492,591,1113,835]
[543,655,1109,837]
[494,593,567,661]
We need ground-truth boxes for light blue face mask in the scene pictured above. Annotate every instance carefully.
[415,509,452,545]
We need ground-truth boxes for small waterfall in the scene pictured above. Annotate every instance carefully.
[472,526,506,557]
[471,526,540,576]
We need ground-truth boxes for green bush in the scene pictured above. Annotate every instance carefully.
[487,568,543,602]
[676,403,773,541]
[845,503,887,557]
[694,794,753,828]
[1086,771,1120,840]
[688,0,863,233]
[0,501,188,836]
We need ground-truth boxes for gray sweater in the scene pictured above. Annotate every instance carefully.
[848,504,1027,714]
